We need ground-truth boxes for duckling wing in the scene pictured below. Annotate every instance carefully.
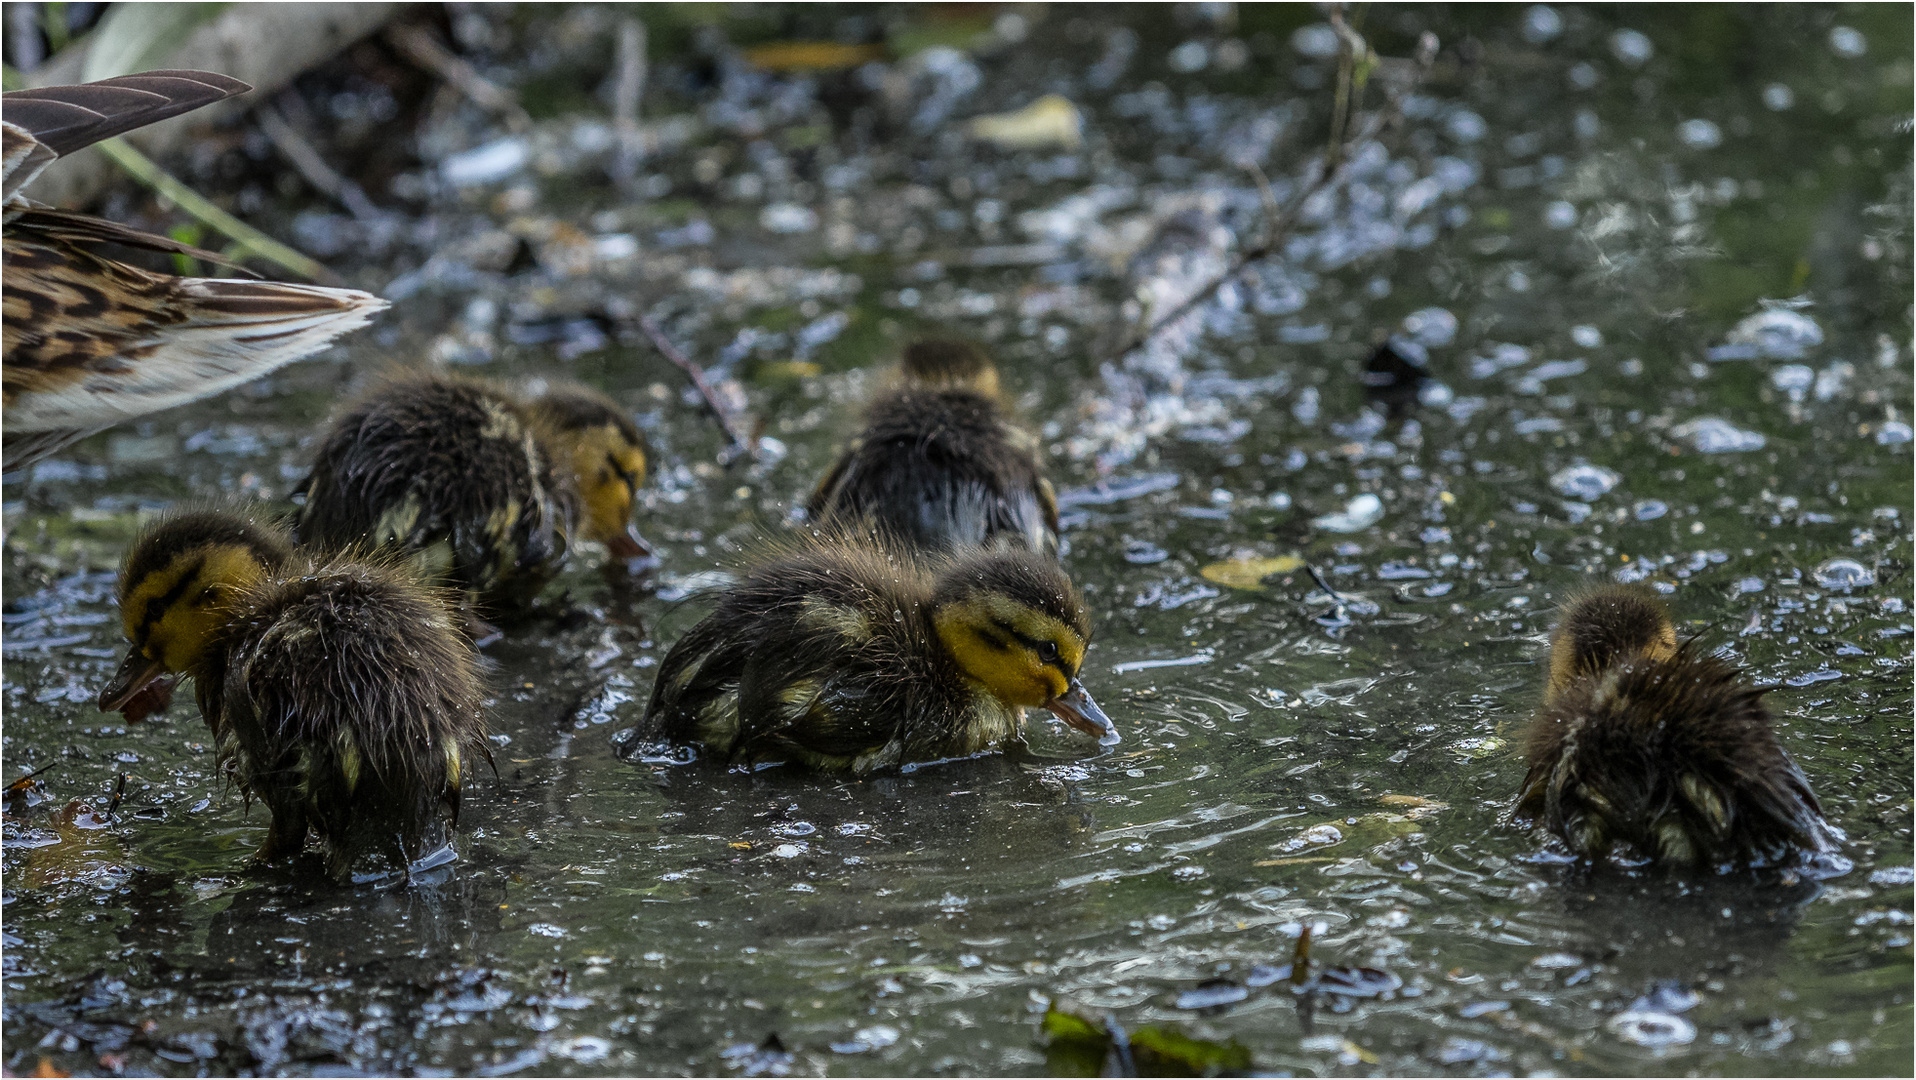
[2,230,385,471]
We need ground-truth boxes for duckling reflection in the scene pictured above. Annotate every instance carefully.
[99,510,489,879]
[1512,585,1841,870]
[293,371,651,625]
[809,339,1059,555]
[623,537,1117,773]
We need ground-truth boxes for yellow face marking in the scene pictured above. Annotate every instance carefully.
[933,594,1084,708]
[120,544,268,675]
[561,424,646,546]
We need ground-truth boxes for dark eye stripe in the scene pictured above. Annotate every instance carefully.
[605,453,639,496]
[137,554,206,643]
[991,617,1072,672]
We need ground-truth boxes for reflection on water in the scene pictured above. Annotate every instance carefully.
[3,3,1911,1075]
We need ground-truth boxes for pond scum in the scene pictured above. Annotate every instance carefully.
[3,4,1911,1077]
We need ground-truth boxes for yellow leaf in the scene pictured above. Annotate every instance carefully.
[1199,554,1305,591]
[729,841,753,850]
[744,41,886,72]
[966,95,1083,151]
[1378,794,1442,807]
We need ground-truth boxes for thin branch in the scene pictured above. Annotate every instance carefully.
[637,315,757,463]
[256,100,385,222]
[1103,31,1437,366]
[611,16,647,183]
[384,22,531,134]
[96,136,343,285]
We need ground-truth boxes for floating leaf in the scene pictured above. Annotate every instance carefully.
[1199,555,1305,592]
[743,41,886,72]
[967,95,1083,151]
[1041,1003,1253,1077]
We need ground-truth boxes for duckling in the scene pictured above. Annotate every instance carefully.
[808,338,1059,555]
[292,371,651,622]
[97,510,487,879]
[1512,585,1839,868]
[3,71,387,471]
[622,537,1118,773]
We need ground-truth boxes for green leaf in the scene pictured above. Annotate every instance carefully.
[83,2,229,81]
[1128,1026,1254,1076]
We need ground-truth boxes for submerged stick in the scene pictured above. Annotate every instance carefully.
[1104,30,1437,366]
[637,315,757,463]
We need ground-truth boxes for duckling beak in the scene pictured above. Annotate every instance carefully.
[1047,679,1121,746]
[98,652,174,721]
[605,524,660,575]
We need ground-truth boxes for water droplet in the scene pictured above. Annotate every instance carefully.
[1812,559,1874,590]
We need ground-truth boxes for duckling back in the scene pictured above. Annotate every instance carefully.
[1515,588,1838,868]
[630,542,982,772]
[294,373,574,612]
[809,386,1058,556]
[204,555,488,878]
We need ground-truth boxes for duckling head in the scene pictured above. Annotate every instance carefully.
[99,511,294,715]
[527,387,650,560]
[1546,584,1678,701]
[897,338,1002,400]
[930,550,1119,746]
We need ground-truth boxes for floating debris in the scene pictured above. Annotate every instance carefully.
[967,94,1084,150]
[1198,555,1305,591]
[1040,1002,1253,1077]
[1710,307,1824,361]
[1812,558,1875,590]
[722,1033,795,1077]
[1311,494,1384,533]
[1672,417,1767,453]
[1549,463,1620,500]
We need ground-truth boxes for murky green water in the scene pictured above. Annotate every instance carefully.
[5,4,1911,1075]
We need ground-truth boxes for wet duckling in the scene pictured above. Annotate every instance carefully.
[623,538,1118,773]
[809,339,1059,555]
[1512,585,1839,869]
[98,510,487,879]
[3,72,387,471]
[292,372,650,621]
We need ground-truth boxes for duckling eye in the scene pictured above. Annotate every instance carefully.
[1038,640,1060,665]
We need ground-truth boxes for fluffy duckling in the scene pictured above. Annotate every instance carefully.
[98,510,487,879]
[3,72,386,471]
[809,339,1059,555]
[1512,585,1839,869]
[623,538,1118,773]
[292,372,650,620]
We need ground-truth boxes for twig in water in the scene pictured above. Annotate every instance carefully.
[96,137,343,285]
[637,315,757,463]
[256,99,385,222]
[385,22,532,134]
[1104,30,1437,367]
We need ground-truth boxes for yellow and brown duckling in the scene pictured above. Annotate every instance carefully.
[98,510,488,879]
[3,72,387,471]
[292,371,651,623]
[622,537,1118,773]
[809,339,1060,556]
[1512,585,1840,869]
